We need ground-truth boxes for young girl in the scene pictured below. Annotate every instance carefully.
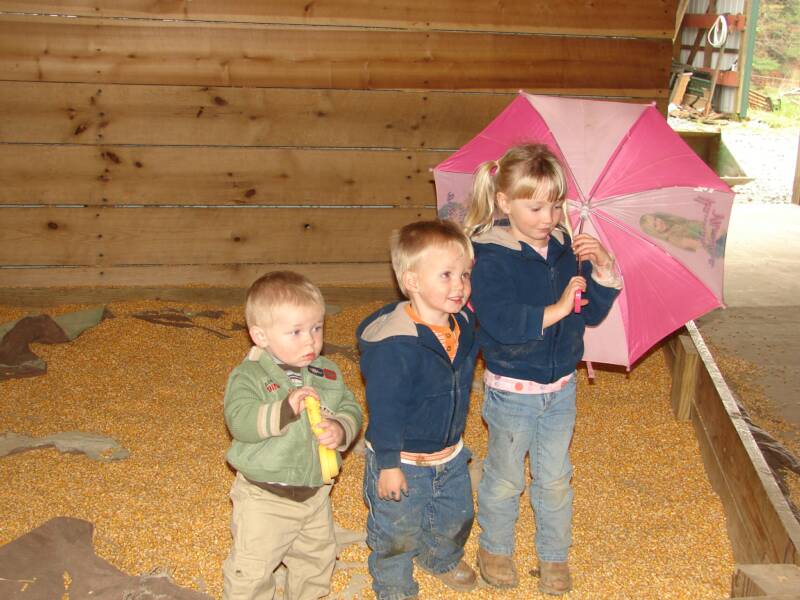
[464,144,622,596]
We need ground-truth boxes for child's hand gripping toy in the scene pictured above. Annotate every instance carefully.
[305,396,340,484]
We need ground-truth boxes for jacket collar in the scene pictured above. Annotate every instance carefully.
[359,301,474,366]
[473,225,568,261]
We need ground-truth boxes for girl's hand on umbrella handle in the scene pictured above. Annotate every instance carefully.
[561,276,586,315]
[573,234,612,269]
[544,276,586,326]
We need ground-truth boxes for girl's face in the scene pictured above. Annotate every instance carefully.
[642,214,668,233]
[497,192,563,248]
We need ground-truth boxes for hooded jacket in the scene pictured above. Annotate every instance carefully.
[471,227,621,384]
[224,347,362,487]
[356,301,478,470]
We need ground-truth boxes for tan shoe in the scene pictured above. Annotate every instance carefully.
[537,560,572,595]
[476,547,518,588]
[418,559,477,592]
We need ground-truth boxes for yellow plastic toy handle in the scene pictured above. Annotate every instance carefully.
[305,396,339,484]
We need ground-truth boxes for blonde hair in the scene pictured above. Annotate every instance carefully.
[463,143,568,238]
[245,271,325,327]
[390,220,474,297]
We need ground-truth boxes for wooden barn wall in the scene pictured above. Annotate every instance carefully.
[0,1,677,287]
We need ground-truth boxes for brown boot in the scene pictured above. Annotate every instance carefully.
[417,559,477,592]
[537,560,572,595]
[476,547,518,588]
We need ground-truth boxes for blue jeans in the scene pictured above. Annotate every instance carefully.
[363,446,474,600]
[477,376,577,562]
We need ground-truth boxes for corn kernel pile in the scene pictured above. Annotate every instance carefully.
[0,297,733,599]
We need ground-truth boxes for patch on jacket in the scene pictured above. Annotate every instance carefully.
[265,382,280,393]
[308,365,337,380]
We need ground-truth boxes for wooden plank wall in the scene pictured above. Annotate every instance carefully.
[0,1,677,287]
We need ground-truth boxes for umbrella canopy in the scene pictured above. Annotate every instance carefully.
[434,92,733,368]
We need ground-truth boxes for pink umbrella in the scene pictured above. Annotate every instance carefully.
[434,92,733,368]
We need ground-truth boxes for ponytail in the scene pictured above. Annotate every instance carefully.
[463,160,498,238]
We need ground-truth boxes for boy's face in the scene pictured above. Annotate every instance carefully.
[403,243,471,326]
[249,302,324,367]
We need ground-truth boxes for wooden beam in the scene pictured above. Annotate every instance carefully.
[0,206,435,265]
[0,263,398,288]
[686,0,716,67]
[0,285,400,307]
[732,564,800,597]
[0,81,664,149]
[669,334,699,421]
[0,1,678,38]
[0,15,672,94]
[692,68,740,87]
[683,13,747,31]
[793,130,800,205]
[0,145,439,206]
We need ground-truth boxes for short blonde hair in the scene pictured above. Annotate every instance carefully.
[245,271,325,327]
[390,220,474,296]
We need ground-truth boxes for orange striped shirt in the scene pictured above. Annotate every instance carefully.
[404,304,460,361]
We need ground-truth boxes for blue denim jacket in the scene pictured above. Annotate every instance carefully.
[356,301,478,470]
[471,227,620,384]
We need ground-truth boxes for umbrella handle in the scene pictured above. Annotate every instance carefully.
[573,213,585,314]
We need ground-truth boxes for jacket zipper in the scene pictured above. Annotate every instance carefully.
[549,264,559,383]
[432,350,459,445]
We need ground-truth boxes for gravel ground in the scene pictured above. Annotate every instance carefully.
[723,122,799,204]
[670,116,799,204]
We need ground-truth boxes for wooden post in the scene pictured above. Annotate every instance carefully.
[792,130,800,205]
[669,334,699,421]
[731,564,800,597]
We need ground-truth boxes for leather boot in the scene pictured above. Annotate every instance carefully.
[537,560,572,595]
[418,559,477,592]
[476,546,518,588]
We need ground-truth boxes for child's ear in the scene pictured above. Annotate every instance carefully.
[403,270,419,294]
[249,325,269,348]
[496,191,510,214]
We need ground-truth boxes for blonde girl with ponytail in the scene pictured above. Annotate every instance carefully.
[466,143,621,596]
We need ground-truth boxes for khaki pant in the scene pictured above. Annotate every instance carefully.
[222,473,336,600]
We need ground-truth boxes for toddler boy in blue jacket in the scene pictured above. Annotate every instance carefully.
[356,220,479,600]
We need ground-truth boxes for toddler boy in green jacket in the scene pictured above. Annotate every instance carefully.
[222,271,362,600]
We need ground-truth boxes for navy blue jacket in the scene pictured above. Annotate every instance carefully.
[471,227,620,383]
[356,301,478,470]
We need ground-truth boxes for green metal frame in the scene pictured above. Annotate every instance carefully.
[739,0,760,118]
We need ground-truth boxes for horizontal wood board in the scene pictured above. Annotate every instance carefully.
[0,207,434,265]
[0,263,399,287]
[0,82,519,148]
[0,15,671,93]
[0,284,401,308]
[0,145,439,206]
[0,1,678,38]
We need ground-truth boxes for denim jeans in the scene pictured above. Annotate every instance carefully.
[477,376,577,562]
[363,446,474,600]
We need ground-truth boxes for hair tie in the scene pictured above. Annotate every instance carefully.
[489,159,499,176]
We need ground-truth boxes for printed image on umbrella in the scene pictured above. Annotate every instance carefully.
[434,92,734,368]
